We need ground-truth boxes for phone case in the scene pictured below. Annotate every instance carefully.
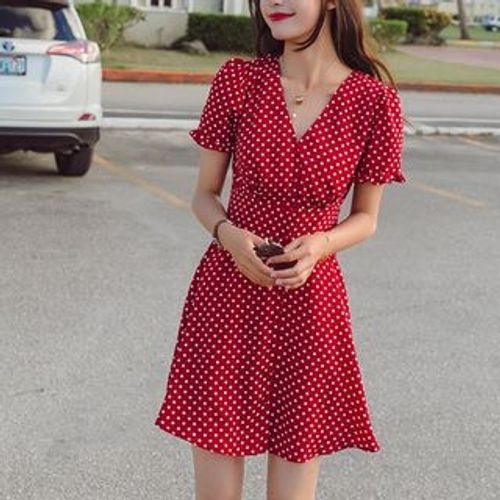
[254,240,297,270]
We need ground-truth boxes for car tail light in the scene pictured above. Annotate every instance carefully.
[47,40,100,64]
[78,113,96,121]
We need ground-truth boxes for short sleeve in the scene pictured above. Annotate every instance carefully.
[189,57,247,153]
[353,85,406,185]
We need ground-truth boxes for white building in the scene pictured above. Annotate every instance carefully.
[93,0,249,15]
[75,0,250,47]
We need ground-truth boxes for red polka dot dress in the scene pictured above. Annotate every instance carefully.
[154,54,406,463]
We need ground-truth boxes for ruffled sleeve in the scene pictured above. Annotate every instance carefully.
[189,57,249,153]
[353,85,406,185]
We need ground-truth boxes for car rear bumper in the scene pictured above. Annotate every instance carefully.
[0,126,100,153]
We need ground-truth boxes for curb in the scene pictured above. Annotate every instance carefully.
[103,68,214,84]
[102,68,500,94]
[102,117,500,136]
[397,81,500,94]
[445,39,500,49]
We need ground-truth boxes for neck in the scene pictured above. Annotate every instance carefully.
[280,23,347,92]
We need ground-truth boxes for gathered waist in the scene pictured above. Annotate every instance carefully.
[227,179,342,246]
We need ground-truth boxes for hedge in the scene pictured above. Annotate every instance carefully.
[368,18,408,51]
[179,13,407,53]
[380,6,451,43]
[187,13,254,53]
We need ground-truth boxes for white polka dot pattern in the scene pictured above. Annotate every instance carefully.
[155,54,406,463]
[352,84,406,184]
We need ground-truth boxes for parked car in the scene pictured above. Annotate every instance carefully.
[0,0,101,176]
[482,15,500,32]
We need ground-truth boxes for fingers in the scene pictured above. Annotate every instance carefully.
[247,249,274,276]
[270,255,313,279]
[266,237,308,267]
[235,243,275,288]
[283,237,305,253]
[236,261,274,288]
[276,269,313,289]
[266,247,303,266]
[269,256,315,289]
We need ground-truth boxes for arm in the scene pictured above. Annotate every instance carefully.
[191,148,274,287]
[319,181,385,255]
[190,148,232,236]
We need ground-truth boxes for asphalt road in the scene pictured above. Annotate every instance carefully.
[102,82,500,131]
[1,130,500,499]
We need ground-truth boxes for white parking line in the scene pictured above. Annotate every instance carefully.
[102,117,500,136]
[105,108,197,117]
[414,117,500,124]
[102,118,199,130]
[405,125,500,136]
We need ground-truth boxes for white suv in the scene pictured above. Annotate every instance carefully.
[483,15,500,32]
[0,0,101,176]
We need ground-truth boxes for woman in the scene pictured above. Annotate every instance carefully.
[155,0,407,498]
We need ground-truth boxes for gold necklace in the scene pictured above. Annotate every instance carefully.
[279,55,339,120]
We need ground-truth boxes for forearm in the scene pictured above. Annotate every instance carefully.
[321,212,376,256]
[191,189,229,238]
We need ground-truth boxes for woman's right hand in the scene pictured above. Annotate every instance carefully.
[217,223,275,288]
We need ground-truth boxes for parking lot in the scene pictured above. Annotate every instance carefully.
[1,130,499,499]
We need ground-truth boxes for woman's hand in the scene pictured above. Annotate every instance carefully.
[218,223,275,288]
[265,232,330,290]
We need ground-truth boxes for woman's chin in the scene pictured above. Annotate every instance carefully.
[269,27,313,44]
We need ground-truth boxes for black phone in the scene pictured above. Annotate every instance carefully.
[254,240,297,270]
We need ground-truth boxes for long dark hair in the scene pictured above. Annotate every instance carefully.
[248,0,399,90]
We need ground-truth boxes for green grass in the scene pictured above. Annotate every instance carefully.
[102,45,249,72]
[380,48,500,85]
[103,44,500,85]
[440,24,500,42]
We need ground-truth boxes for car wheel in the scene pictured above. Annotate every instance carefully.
[55,146,93,176]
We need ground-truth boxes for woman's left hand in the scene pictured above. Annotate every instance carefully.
[266,232,330,290]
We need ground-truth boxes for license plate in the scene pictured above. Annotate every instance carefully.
[0,55,27,76]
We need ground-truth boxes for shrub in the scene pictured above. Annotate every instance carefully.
[368,18,408,51]
[186,13,254,54]
[381,6,451,44]
[76,0,144,52]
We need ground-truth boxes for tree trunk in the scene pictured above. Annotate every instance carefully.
[456,0,471,39]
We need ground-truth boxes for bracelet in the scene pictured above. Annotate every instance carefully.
[212,218,231,246]
[320,231,332,261]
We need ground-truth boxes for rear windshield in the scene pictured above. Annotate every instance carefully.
[0,5,81,41]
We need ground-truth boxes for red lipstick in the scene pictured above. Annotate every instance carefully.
[269,13,295,22]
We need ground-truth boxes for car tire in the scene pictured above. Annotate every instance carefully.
[55,146,93,176]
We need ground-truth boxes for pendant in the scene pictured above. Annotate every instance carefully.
[295,95,305,105]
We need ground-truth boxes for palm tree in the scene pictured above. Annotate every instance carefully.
[456,0,471,39]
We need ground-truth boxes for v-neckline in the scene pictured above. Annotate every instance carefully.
[271,55,356,145]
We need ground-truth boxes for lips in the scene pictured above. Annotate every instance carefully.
[269,13,295,21]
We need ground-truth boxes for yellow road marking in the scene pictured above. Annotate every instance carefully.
[406,136,488,208]
[94,154,190,210]
[459,137,500,152]
[409,180,486,209]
